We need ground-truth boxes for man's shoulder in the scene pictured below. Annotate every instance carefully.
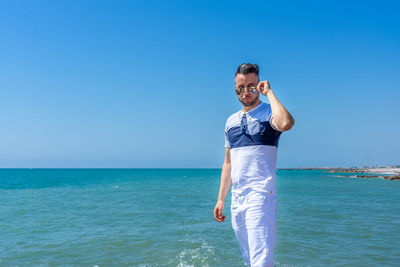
[256,101,271,113]
[226,110,240,121]
[252,102,272,121]
[225,110,240,130]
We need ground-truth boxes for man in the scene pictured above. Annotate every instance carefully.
[213,63,294,267]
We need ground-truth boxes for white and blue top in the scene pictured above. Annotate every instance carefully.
[225,101,282,196]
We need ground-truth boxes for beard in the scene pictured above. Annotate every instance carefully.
[239,93,259,107]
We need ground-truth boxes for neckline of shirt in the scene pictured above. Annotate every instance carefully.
[239,101,265,117]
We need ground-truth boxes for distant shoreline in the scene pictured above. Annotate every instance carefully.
[279,166,400,180]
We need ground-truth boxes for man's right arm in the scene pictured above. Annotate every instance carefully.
[214,147,232,222]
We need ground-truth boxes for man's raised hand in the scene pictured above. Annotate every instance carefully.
[257,80,272,96]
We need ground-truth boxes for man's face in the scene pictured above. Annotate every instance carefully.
[235,73,260,107]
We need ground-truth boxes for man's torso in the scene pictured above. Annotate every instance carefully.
[225,102,282,195]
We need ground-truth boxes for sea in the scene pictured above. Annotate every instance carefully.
[0,168,399,267]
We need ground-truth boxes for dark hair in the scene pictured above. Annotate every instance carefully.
[235,63,259,77]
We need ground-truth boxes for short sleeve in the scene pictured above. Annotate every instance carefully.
[224,131,230,148]
[224,121,231,148]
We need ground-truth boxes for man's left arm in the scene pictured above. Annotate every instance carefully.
[258,80,295,132]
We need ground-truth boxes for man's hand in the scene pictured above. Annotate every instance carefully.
[257,80,272,96]
[214,200,226,222]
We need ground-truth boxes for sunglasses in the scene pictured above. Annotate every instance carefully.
[235,85,259,95]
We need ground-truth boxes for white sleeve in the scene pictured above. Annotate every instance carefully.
[224,121,231,148]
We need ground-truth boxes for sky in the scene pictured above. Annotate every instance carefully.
[0,0,399,168]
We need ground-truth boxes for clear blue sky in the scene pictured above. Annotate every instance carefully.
[1,0,399,168]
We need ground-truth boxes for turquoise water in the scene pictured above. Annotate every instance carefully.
[1,169,399,266]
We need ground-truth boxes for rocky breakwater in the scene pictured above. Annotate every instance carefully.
[327,167,400,180]
[345,174,400,180]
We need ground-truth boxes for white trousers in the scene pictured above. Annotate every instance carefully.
[231,190,277,267]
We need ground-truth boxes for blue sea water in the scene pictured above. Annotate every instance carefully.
[0,168,399,266]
